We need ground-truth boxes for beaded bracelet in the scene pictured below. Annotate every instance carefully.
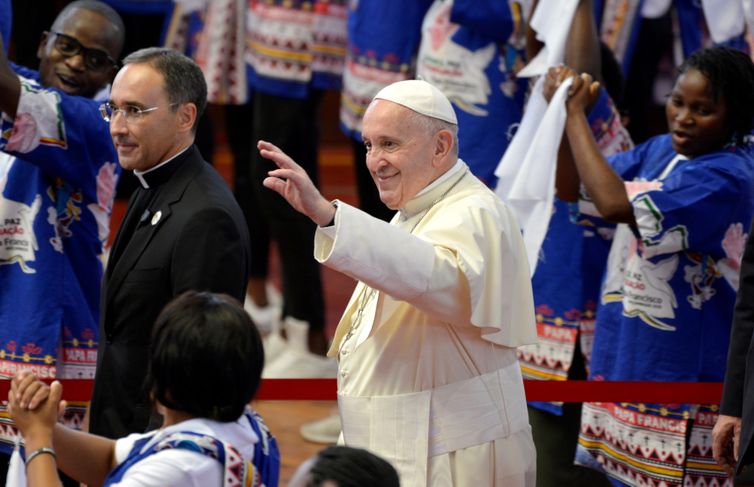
[25,447,57,468]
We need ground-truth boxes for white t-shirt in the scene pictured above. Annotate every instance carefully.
[109,415,259,487]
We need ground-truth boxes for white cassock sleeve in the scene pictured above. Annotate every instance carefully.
[315,199,536,347]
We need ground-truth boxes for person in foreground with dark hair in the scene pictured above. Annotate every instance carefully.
[7,291,279,487]
[548,45,754,486]
[288,446,400,487]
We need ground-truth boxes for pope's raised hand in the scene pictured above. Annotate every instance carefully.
[258,140,336,226]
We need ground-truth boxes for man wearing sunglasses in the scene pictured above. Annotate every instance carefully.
[0,0,124,464]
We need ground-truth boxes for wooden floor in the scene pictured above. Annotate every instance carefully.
[252,400,338,483]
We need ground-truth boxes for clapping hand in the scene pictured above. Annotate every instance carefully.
[8,371,65,441]
[544,65,601,111]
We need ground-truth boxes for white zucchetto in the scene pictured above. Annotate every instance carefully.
[373,79,458,125]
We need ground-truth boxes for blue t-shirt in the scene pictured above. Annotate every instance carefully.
[580,134,754,384]
[0,0,10,51]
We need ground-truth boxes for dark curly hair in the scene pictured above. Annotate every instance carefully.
[146,291,264,422]
[679,46,754,143]
[306,446,400,487]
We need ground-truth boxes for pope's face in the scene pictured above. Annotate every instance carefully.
[361,100,438,210]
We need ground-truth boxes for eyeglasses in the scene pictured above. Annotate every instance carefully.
[47,31,119,71]
[99,102,179,123]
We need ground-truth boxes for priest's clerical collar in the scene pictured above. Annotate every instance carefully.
[134,145,193,189]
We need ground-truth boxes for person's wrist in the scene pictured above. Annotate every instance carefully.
[318,200,337,227]
[565,102,582,115]
[21,426,55,447]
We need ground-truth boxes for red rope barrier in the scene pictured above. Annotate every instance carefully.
[0,379,724,404]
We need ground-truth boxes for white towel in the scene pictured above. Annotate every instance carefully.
[701,0,749,44]
[641,0,672,18]
[494,76,573,276]
[517,0,580,77]
[5,436,25,487]
[173,0,208,13]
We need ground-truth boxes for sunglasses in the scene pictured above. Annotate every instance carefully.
[46,31,119,71]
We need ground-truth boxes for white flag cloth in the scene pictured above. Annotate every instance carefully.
[494,76,573,276]
[701,0,752,44]
[5,436,25,487]
[517,0,580,77]
[173,0,208,14]
[641,0,672,18]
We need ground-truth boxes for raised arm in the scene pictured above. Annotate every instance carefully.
[552,69,635,223]
[0,36,20,117]
[565,0,601,81]
[524,0,544,62]
[525,0,601,76]
[554,126,581,202]
[545,0,604,202]
[51,422,117,486]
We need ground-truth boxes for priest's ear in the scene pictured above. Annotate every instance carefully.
[176,102,198,135]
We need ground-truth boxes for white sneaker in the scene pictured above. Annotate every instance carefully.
[262,331,288,366]
[262,315,302,368]
[283,316,309,352]
[262,347,338,378]
[262,316,337,378]
[243,283,283,335]
[300,413,341,444]
[265,282,282,306]
[244,300,279,335]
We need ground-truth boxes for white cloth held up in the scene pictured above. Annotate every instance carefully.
[517,0,580,77]
[5,436,25,487]
[701,0,752,43]
[494,76,573,276]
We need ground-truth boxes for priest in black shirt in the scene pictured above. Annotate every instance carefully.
[89,47,250,439]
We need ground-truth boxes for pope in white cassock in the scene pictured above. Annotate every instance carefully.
[258,79,538,486]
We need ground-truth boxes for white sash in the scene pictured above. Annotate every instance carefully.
[338,361,529,486]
